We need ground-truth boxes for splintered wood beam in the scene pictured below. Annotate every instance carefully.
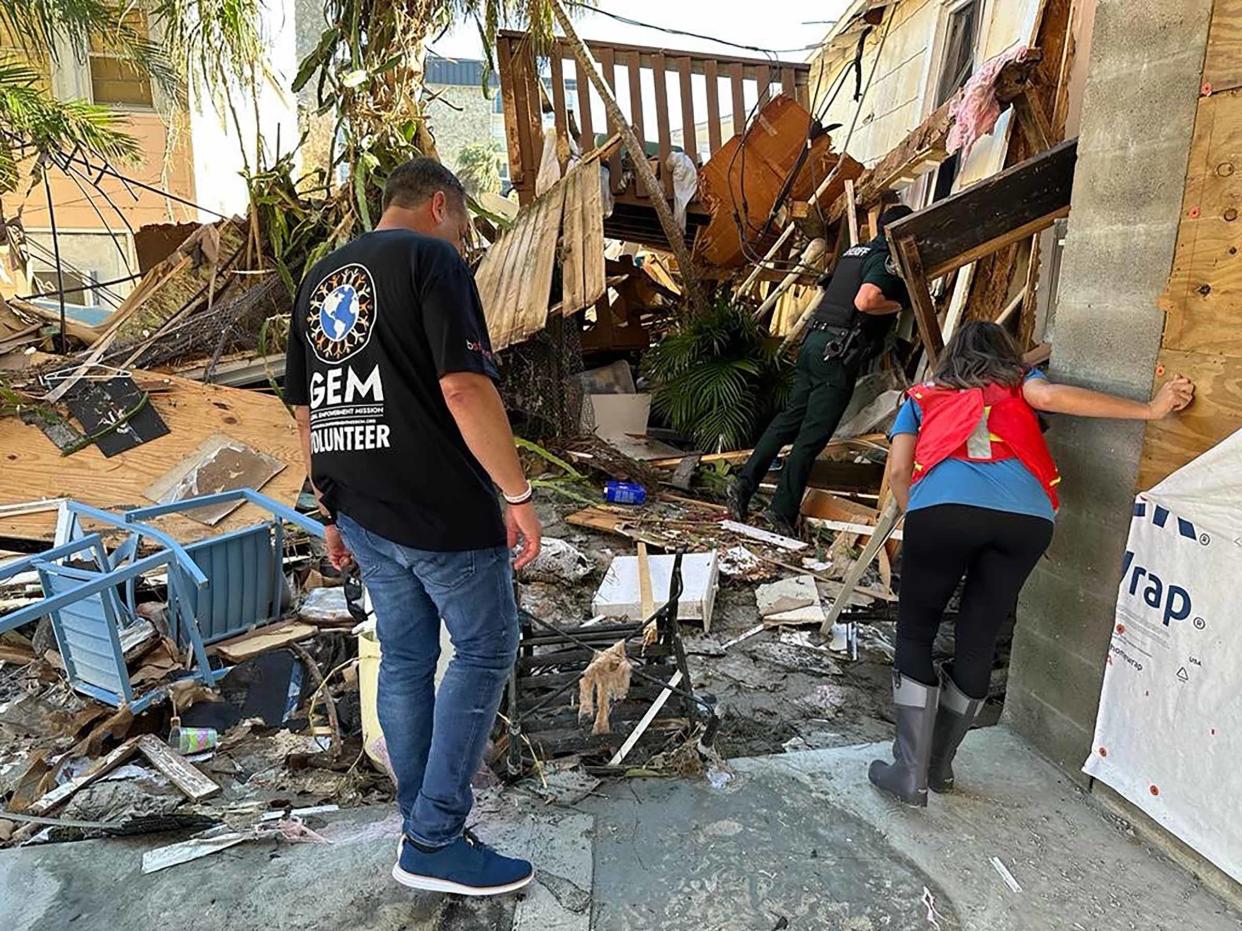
[885,137,1078,281]
[890,234,945,365]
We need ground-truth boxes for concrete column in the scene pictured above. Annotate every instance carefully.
[1003,0,1214,773]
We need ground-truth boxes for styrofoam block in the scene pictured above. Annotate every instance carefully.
[592,551,719,631]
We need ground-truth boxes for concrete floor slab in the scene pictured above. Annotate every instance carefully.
[0,792,593,931]
[580,726,1240,930]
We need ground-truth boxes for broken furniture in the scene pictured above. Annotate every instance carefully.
[117,489,327,646]
[0,489,325,710]
[502,554,711,774]
[0,508,217,712]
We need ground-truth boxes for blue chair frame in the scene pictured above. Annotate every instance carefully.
[1,489,325,711]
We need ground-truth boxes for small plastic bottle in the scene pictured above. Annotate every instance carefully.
[604,480,647,505]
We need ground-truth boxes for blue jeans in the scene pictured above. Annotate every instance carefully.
[337,513,518,847]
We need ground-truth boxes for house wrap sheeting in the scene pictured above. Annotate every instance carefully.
[1083,428,1242,883]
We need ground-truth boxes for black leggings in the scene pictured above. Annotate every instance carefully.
[896,504,1054,698]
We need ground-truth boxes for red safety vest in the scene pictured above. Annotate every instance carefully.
[908,380,1061,509]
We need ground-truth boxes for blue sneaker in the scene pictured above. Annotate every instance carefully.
[392,830,534,896]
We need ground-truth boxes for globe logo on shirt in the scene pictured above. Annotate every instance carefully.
[307,263,377,363]
[319,284,359,341]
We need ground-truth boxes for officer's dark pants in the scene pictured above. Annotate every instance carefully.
[738,329,859,522]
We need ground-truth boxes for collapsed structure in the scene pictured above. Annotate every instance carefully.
[0,0,1239,909]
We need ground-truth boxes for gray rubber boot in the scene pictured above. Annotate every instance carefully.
[928,665,986,793]
[868,672,939,807]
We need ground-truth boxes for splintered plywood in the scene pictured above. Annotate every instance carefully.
[0,372,303,543]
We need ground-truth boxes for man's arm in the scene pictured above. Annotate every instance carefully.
[293,404,353,570]
[440,372,541,569]
[855,283,903,315]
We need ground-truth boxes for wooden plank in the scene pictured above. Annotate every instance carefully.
[561,168,585,315]
[512,186,567,345]
[844,179,860,247]
[509,39,540,201]
[754,64,773,111]
[890,235,945,364]
[1202,0,1242,94]
[1139,349,1242,487]
[728,62,746,137]
[653,52,673,197]
[576,52,595,152]
[579,159,608,310]
[212,620,317,663]
[136,734,220,801]
[598,44,618,183]
[1158,89,1242,356]
[676,57,697,163]
[884,138,1079,280]
[704,59,722,154]
[27,737,139,816]
[794,72,810,110]
[636,542,654,619]
[550,47,569,154]
[0,373,305,544]
[780,66,796,102]
[625,49,645,152]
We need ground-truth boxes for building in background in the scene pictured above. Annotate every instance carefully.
[2,4,298,321]
[424,55,513,191]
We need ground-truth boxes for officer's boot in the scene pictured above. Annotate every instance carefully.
[927,665,985,793]
[868,672,939,807]
[726,477,752,522]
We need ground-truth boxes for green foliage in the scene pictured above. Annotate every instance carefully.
[0,55,140,192]
[456,141,504,197]
[643,297,792,452]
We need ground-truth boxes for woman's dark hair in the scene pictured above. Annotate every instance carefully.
[933,321,1026,389]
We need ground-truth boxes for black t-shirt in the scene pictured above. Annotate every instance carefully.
[813,235,910,342]
[284,229,506,551]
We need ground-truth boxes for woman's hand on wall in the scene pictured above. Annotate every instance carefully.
[1146,375,1195,420]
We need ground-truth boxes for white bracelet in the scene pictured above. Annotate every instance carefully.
[503,482,534,505]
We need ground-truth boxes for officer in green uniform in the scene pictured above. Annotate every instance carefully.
[728,204,914,536]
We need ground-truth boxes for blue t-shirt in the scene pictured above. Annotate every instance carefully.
[890,370,1055,522]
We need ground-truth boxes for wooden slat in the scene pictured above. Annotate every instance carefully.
[597,45,621,191]
[625,49,645,142]
[794,72,810,110]
[580,158,607,309]
[561,168,585,315]
[576,54,595,152]
[780,66,796,101]
[754,64,772,110]
[514,185,567,345]
[890,234,945,365]
[728,62,746,137]
[704,59,722,154]
[653,52,673,197]
[137,734,220,801]
[509,39,540,204]
[496,37,527,192]
[676,56,697,164]
[550,47,568,152]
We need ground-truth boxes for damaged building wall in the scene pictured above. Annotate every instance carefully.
[1004,0,1220,869]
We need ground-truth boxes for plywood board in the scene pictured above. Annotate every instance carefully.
[1139,349,1242,489]
[1202,0,1242,94]
[1158,89,1242,357]
[0,372,303,543]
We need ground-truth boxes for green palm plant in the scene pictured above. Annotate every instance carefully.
[643,296,792,452]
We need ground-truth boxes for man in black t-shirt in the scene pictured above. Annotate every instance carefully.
[285,159,540,896]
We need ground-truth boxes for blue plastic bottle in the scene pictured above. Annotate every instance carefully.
[603,480,647,505]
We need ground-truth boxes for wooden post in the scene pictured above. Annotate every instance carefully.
[844,179,860,247]
[889,234,945,365]
[752,237,826,323]
[549,0,707,315]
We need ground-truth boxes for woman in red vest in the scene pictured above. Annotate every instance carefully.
[869,321,1194,806]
